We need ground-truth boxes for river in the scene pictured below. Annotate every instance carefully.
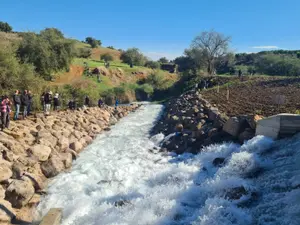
[35,104,300,225]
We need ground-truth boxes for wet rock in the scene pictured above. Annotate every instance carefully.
[114,200,131,207]
[27,145,51,162]
[5,179,35,208]
[239,129,255,143]
[223,117,250,137]
[225,186,248,200]
[212,157,225,167]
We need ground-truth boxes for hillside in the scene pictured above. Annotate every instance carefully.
[203,76,300,117]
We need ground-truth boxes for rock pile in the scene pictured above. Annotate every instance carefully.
[152,89,263,154]
[0,104,139,224]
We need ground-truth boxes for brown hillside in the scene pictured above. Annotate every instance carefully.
[91,47,121,61]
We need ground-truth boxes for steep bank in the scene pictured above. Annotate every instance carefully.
[152,89,262,154]
[0,105,139,224]
[33,104,300,225]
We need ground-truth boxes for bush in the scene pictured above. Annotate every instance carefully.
[120,48,146,66]
[0,21,12,32]
[0,46,46,109]
[158,57,169,64]
[85,37,101,48]
[145,71,172,90]
[101,53,113,62]
[76,48,92,58]
[107,46,115,50]
[145,60,160,69]
[255,54,300,76]
[17,28,75,80]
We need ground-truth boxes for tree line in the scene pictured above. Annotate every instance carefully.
[172,30,300,77]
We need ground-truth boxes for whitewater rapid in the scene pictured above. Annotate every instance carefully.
[35,104,300,225]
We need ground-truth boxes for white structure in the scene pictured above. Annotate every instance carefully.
[256,113,300,139]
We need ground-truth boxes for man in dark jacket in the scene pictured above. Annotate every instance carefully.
[44,91,52,115]
[13,90,21,120]
[84,96,90,107]
[21,90,29,119]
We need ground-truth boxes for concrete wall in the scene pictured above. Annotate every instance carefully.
[256,113,300,139]
[39,208,62,225]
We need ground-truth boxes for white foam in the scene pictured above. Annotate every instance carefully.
[35,105,300,225]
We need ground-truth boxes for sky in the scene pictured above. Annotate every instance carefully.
[2,0,300,60]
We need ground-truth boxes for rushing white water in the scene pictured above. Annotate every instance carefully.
[35,104,300,225]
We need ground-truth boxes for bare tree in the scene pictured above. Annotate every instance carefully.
[191,30,231,75]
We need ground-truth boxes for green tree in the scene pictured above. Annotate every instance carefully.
[107,46,115,50]
[101,53,113,62]
[0,21,12,32]
[158,57,169,64]
[190,30,231,74]
[120,48,146,67]
[17,28,75,80]
[85,37,101,48]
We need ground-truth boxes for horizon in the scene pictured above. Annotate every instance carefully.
[2,0,300,60]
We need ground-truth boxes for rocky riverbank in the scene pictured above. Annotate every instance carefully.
[152,89,263,154]
[0,104,139,224]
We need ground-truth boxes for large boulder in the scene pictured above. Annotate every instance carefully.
[40,155,64,178]
[0,199,15,223]
[60,153,72,169]
[69,141,83,153]
[57,136,69,151]
[27,145,51,162]
[5,179,35,208]
[0,161,12,182]
[223,117,249,137]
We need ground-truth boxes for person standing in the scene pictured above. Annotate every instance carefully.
[98,98,103,108]
[40,92,45,112]
[44,91,53,115]
[53,93,60,111]
[21,90,29,119]
[27,90,33,116]
[1,96,11,131]
[84,96,90,107]
[115,99,119,110]
[13,90,21,120]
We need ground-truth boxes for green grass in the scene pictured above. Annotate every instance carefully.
[73,58,148,70]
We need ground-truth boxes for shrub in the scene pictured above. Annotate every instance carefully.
[120,48,146,66]
[76,48,92,58]
[17,28,75,80]
[0,21,12,32]
[107,46,115,50]
[100,53,113,62]
[145,60,160,69]
[85,37,101,48]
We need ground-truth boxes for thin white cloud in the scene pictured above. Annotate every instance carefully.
[252,46,279,49]
[143,51,180,60]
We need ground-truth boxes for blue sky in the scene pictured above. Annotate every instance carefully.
[2,0,300,60]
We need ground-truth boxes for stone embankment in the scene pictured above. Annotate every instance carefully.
[0,104,139,224]
[152,89,263,154]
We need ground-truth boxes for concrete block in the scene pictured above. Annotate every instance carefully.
[40,208,62,225]
[256,114,300,139]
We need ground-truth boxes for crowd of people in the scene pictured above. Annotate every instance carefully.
[0,90,119,131]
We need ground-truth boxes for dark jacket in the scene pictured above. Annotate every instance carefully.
[44,93,52,104]
[54,98,60,106]
[85,97,90,106]
[28,94,33,103]
[21,94,29,106]
[13,94,21,105]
